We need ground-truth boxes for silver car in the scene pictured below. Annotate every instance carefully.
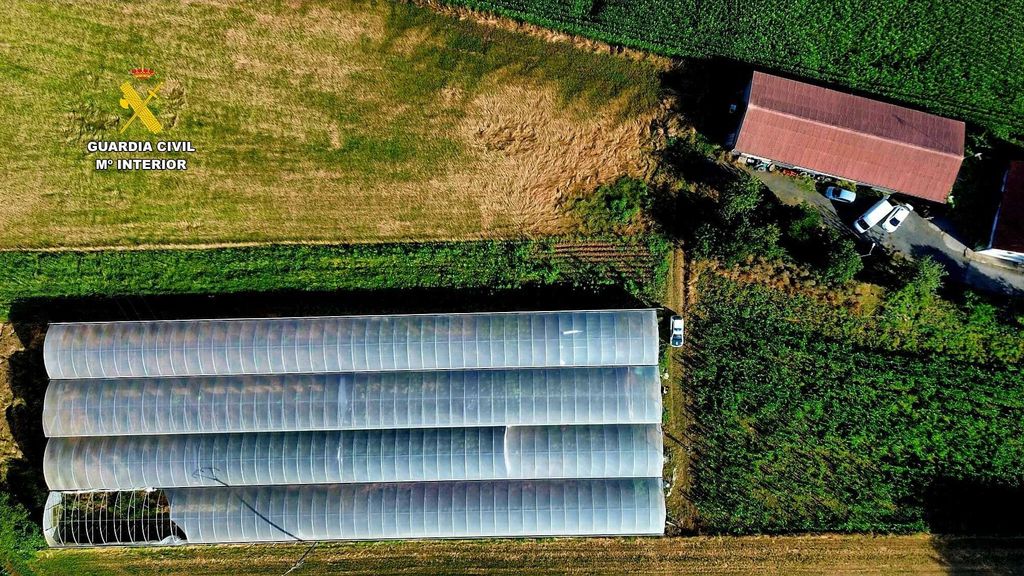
[824,186,857,204]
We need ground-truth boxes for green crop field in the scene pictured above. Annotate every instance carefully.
[686,272,1024,534]
[0,0,664,248]
[443,0,1024,139]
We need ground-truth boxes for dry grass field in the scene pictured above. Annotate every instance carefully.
[0,0,666,248]
[32,535,1024,575]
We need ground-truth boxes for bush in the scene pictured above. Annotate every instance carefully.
[785,205,822,244]
[570,0,595,17]
[818,230,862,285]
[717,176,763,222]
[686,170,785,265]
[0,492,43,575]
[782,205,862,285]
[882,256,946,324]
[567,177,653,233]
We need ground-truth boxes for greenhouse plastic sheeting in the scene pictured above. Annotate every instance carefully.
[164,478,666,543]
[44,311,658,380]
[44,425,664,490]
[43,367,661,437]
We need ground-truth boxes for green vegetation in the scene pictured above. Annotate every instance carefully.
[688,271,1024,533]
[3,1,1024,566]
[566,177,654,233]
[0,492,43,576]
[668,137,862,285]
[0,237,670,320]
[783,205,863,285]
[691,172,784,266]
[0,0,663,247]
[443,0,1024,139]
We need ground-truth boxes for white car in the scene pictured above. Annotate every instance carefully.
[853,197,895,234]
[824,186,856,204]
[881,204,913,233]
[669,316,684,348]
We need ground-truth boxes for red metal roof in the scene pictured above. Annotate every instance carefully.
[991,161,1024,253]
[733,72,965,203]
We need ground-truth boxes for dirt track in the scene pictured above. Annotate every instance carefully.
[33,535,1024,575]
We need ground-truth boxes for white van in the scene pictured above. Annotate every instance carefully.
[853,197,895,234]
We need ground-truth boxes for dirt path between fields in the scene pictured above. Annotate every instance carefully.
[662,247,698,531]
[34,534,1024,575]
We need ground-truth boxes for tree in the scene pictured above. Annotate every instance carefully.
[818,233,863,285]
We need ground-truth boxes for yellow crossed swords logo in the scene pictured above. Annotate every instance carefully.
[119,81,164,134]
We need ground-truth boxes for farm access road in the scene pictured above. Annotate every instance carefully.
[752,170,1024,296]
[33,534,1024,575]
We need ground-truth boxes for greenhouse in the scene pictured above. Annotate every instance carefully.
[44,425,664,490]
[41,310,665,546]
[43,310,657,379]
[42,367,661,437]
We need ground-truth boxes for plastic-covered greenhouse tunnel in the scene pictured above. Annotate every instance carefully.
[41,310,666,546]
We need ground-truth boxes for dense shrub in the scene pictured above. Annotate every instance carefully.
[442,0,1024,140]
[783,205,863,285]
[691,172,785,264]
[567,177,653,233]
[688,275,1024,533]
[570,0,595,17]
[817,233,862,285]
[871,257,1024,362]
[0,492,43,576]
[881,256,947,325]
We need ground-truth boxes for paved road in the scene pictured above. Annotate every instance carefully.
[751,170,1024,296]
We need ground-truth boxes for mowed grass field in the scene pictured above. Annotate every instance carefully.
[32,535,1024,576]
[0,0,665,248]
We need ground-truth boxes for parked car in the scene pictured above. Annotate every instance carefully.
[824,186,856,204]
[881,204,913,233]
[669,315,684,348]
[853,197,895,234]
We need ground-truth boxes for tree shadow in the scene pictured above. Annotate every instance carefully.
[925,479,1024,536]
[1,323,48,521]
[660,57,751,145]
[927,477,1024,574]
[930,537,1024,575]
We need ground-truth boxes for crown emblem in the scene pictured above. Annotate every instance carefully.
[131,68,155,80]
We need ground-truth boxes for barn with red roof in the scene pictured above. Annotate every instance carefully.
[730,72,965,203]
